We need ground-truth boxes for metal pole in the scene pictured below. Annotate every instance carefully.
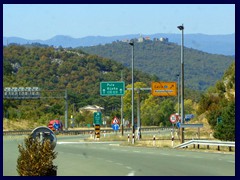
[121,71,124,136]
[177,75,180,115]
[129,42,135,144]
[65,89,68,130]
[178,24,185,143]
[137,88,141,139]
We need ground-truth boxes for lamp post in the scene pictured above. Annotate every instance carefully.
[176,74,180,115]
[177,24,185,143]
[129,41,135,144]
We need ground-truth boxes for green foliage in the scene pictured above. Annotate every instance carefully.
[3,45,158,121]
[80,40,234,91]
[17,136,58,176]
[213,101,235,141]
[197,62,235,141]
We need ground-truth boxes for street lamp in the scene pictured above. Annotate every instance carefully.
[177,24,185,143]
[129,41,135,144]
[176,74,180,115]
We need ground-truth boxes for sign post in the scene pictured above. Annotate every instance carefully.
[93,112,102,140]
[94,124,100,139]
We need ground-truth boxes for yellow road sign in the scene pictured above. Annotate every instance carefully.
[151,82,177,96]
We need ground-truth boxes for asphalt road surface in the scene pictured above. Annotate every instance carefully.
[3,135,235,176]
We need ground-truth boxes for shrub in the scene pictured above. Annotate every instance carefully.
[16,135,58,176]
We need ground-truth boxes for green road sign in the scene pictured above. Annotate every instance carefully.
[100,81,125,96]
[94,112,102,125]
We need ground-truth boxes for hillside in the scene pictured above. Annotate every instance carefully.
[3,44,158,118]
[80,40,234,91]
[3,44,234,135]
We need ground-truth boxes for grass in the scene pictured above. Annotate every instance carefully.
[84,132,234,153]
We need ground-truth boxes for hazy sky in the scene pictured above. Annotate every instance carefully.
[3,4,235,40]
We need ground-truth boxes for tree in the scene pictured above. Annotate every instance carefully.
[213,101,235,141]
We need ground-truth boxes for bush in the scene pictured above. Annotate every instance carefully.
[16,135,58,176]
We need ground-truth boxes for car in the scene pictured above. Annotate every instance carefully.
[48,119,63,132]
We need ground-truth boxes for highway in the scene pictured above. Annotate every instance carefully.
[3,135,235,176]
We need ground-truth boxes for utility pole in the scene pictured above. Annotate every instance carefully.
[129,41,135,144]
[121,71,124,136]
[65,89,68,130]
[177,24,185,143]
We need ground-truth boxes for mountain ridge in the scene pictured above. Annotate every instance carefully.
[3,33,235,56]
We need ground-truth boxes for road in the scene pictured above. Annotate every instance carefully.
[3,135,235,176]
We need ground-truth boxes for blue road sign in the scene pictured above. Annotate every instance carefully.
[176,122,181,128]
[53,123,60,130]
[185,114,194,121]
[112,124,119,131]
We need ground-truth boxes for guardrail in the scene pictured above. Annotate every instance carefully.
[174,140,235,151]
[3,127,171,136]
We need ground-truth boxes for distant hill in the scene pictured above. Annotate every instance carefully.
[3,33,235,56]
[79,40,234,91]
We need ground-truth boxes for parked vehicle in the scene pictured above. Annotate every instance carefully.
[48,119,63,132]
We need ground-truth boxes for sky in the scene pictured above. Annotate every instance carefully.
[3,4,235,40]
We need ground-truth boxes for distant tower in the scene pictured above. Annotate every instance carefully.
[138,34,144,42]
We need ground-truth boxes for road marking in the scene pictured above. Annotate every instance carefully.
[57,141,119,145]
[146,152,154,154]
[193,156,203,159]
[126,166,132,169]
[109,144,120,146]
[133,151,141,153]
[175,154,185,157]
[228,161,235,164]
[160,153,169,156]
[127,171,135,176]
[115,162,123,166]
[121,149,128,152]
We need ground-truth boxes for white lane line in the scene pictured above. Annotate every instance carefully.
[175,154,185,157]
[106,160,113,163]
[193,156,203,159]
[115,162,123,166]
[228,161,235,164]
[160,153,169,156]
[127,171,135,176]
[146,152,154,154]
[121,150,128,152]
[126,166,132,169]
[133,151,140,153]
[109,144,120,146]
[57,141,115,144]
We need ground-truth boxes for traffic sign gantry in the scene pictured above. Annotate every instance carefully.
[100,81,125,96]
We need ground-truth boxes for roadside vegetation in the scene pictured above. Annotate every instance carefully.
[3,44,235,142]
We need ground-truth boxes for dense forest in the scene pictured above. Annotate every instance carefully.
[80,40,234,91]
[3,44,235,140]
